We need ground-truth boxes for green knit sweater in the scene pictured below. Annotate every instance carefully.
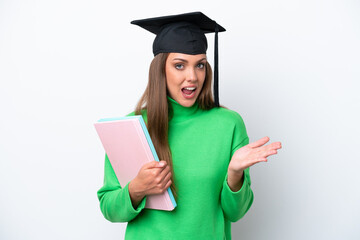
[97,97,254,239]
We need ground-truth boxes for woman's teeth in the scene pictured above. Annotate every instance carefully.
[184,87,196,91]
[182,87,196,95]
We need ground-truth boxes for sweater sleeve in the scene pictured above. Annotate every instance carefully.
[220,112,254,222]
[97,154,147,222]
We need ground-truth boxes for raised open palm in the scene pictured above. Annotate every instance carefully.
[228,136,282,173]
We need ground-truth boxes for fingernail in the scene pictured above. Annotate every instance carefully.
[159,162,165,167]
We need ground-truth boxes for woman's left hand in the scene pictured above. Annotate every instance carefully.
[226,136,282,191]
[228,136,282,175]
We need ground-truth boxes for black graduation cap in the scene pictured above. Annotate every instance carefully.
[131,12,226,107]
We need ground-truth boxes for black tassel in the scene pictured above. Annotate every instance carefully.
[214,23,219,107]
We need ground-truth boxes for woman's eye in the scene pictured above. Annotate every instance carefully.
[197,63,205,69]
[175,64,184,70]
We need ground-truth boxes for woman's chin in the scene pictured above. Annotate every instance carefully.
[177,98,197,107]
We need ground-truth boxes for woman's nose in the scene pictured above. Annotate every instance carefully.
[186,68,198,82]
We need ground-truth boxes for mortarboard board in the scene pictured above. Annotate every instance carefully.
[131,12,226,107]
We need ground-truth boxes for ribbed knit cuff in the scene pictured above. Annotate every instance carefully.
[123,182,147,213]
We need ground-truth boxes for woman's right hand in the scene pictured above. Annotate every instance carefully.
[128,160,172,208]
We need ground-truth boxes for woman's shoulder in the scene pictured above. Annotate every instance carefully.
[206,106,245,124]
[205,107,248,134]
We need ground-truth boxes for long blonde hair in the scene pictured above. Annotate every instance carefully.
[135,53,215,199]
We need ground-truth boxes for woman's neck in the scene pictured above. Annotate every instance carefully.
[167,96,199,124]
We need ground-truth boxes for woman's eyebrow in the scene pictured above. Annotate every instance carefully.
[172,58,188,62]
[172,58,207,62]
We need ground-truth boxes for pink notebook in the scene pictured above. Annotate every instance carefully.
[94,115,176,211]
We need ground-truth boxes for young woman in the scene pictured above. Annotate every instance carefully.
[97,12,282,240]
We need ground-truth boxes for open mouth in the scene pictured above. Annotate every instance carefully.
[181,87,196,96]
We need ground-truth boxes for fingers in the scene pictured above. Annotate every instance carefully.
[265,149,277,158]
[249,137,281,153]
[144,160,167,169]
[148,161,169,179]
[248,136,270,148]
[150,162,171,184]
[156,164,170,178]
[153,166,172,194]
[157,160,167,167]
[163,171,172,191]
[137,160,172,196]
[241,157,268,169]
[248,147,279,167]
[231,137,282,171]
[271,141,282,150]
[248,140,282,164]
[259,141,282,158]
[163,178,172,190]
[158,170,172,187]
[256,157,268,163]
[264,141,282,153]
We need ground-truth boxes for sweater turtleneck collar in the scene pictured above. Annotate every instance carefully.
[167,96,199,124]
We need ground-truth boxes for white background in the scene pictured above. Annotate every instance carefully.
[1,0,359,239]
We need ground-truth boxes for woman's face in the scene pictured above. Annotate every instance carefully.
[165,53,207,107]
